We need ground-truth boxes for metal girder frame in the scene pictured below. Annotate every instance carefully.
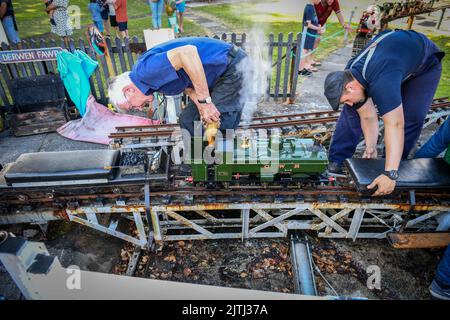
[62,202,449,245]
[66,207,148,248]
[150,202,450,242]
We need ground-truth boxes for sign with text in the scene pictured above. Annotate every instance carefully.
[0,47,63,64]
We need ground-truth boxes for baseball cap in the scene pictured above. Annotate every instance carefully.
[324,71,347,111]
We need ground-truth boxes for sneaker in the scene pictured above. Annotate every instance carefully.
[327,162,345,176]
[430,280,450,300]
[298,69,312,77]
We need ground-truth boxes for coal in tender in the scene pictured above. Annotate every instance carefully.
[120,151,147,166]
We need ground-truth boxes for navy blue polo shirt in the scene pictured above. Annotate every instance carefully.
[347,30,426,116]
[129,37,232,96]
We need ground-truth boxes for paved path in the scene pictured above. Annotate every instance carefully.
[295,44,353,112]
[186,0,242,8]
[186,7,230,36]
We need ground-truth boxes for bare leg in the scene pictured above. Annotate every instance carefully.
[306,52,314,70]
[178,12,184,32]
[63,36,70,49]
[103,19,110,36]
[298,49,309,71]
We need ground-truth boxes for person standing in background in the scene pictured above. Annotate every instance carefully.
[414,118,450,300]
[166,0,179,34]
[43,0,56,27]
[0,0,20,45]
[89,0,104,33]
[106,0,118,37]
[97,0,111,37]
[46,0,73,48]
[299,0,324,76]
[150,0,164,30]
[313,0,353,66]
[114,0,128,38]
[176,0,185,33]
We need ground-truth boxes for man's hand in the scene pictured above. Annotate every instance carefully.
[367,174,396,196]
[198,103,220,124]
[343,24,354,32]
[146,106,155,119]
[363,146,377,159]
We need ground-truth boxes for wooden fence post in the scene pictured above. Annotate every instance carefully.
[436,8,446,30]
[266,33,274,101]
[0,33,303,109]
[273,33,284,101]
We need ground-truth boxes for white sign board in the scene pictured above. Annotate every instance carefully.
[143,28,175,49]
[0,47,63,64]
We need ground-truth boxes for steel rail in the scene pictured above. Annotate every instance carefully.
[1,185,449,205]
[108,98,449,139]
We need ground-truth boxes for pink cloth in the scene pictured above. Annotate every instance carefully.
[57,96,159,145]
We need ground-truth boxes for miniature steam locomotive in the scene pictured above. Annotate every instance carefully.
[188,136,329,184]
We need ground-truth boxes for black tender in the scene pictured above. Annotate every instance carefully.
[4,150,120,185]
[345,158,450,193]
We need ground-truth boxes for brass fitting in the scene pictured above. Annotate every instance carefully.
[205,121,219,146]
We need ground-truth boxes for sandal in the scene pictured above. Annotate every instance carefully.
[298,69,312,76]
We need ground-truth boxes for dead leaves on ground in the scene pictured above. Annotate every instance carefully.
[113,240,294,291]
[312,248,356,276]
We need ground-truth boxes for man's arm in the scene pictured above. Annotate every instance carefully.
[46,3,58,11]
[0,3,7,19]
[382,105,404,171]
[356,98,379,159]
[367,105,404,196]
[306,20,322,31]
[167,45,220,123]
[336,11,353,31]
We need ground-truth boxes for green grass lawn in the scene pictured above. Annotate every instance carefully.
[196,2,356,94]
[427,35,450,98]
[197,1,449,98]
[195,2,355,59]
[14,0,205,40]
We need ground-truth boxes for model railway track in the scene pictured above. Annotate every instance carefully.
[1,184,449,206]
[108,97,449,141]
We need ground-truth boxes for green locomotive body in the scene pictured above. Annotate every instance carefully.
[190,136,328,183]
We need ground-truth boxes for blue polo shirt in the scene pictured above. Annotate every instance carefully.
[347,30,426,116]
[129,37,232,96]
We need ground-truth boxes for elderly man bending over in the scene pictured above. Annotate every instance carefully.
[107,37,248,136]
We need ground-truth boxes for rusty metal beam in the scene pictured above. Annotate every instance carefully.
[388,232,450,249]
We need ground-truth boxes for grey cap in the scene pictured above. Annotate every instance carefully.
[324,71,346,111]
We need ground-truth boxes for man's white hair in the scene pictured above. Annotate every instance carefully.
[108,71,132,113]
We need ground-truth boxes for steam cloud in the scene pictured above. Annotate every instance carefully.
[237,29,272,126]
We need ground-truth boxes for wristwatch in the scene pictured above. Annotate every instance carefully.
[382,170,399,181]
[198,97,212,104]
